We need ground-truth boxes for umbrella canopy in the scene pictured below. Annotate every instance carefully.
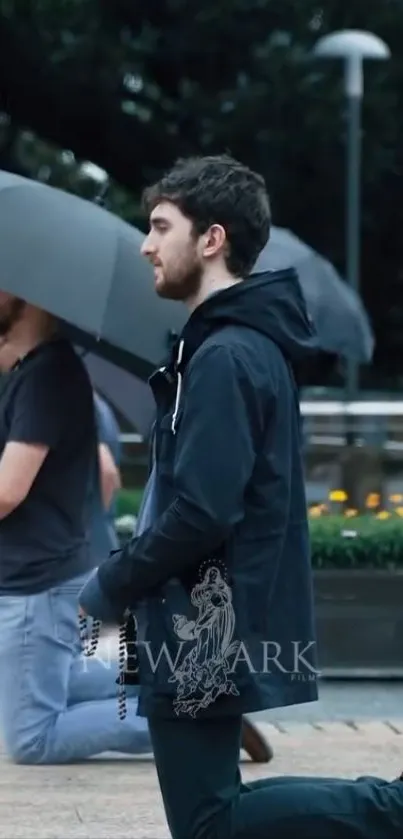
[0,170,186,378]
[252,226,374,362]
[81,350,155,437]
[0,171,372,374]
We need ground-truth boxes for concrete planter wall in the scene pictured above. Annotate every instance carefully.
[313,569,403,678]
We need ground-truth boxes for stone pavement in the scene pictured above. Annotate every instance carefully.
[1,719,403,838]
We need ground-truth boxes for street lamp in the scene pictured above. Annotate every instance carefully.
[79,160,110,206]
[313,30,390,403]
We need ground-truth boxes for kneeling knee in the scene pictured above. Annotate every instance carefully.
[6,734,47,766]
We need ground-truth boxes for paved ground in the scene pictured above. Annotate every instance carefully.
[257,678,403,722]
[1,717,403,838]
[4,633,402,836]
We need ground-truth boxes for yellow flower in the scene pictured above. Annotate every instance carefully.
[345,508,358,518]
[309,506,322,518]
[365,492,380,509]
[329,490,348,502]
[390,494,403,504]
[395,507,403,517]
[376,511,390,520]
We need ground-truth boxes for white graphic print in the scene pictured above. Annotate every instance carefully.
[169,564,240,716]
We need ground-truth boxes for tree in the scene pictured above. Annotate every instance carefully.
[1,0,403,388]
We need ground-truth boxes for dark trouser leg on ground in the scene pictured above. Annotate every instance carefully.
[148,714,403,839]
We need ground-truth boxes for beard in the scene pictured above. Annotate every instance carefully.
[0,297,25,337]
[154,250,203,302]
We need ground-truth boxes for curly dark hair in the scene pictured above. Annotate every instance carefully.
[142,154,271,277]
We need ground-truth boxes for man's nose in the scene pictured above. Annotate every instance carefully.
[141,235,155,257]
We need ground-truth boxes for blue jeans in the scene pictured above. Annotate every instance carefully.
[0,572,151,764]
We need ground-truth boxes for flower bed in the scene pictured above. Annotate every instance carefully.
[310,491,403,675]
[310,514,403,569]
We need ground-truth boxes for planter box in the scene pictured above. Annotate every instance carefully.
[313,569,403,678]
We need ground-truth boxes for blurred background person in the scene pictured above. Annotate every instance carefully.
[90,391,122,563]
[0,300,151,764]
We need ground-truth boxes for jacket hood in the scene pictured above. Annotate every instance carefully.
[179,268,318,366]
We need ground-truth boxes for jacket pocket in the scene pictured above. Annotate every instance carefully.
[139,585,194,695]
[233,536,282,636]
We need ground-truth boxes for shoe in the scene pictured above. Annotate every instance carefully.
[241,717,274,763]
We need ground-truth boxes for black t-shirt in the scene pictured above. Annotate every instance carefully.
[0,337,97,594]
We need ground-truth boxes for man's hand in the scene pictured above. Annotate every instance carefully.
[78,569,123,624]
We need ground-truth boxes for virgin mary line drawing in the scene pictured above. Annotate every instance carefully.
[168,566,240,716]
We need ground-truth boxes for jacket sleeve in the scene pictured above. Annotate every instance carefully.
[80,344,263,620]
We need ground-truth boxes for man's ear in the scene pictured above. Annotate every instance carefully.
[201,224,227,259]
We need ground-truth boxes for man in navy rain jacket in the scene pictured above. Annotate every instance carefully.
[80,155,403,838]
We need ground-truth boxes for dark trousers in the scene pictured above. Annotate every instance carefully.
[148,715,403,839]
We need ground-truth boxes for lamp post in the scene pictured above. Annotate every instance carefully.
[313,31,390,404]
[79,161,110,206]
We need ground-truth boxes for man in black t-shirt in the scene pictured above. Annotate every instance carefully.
[0,292,151,763]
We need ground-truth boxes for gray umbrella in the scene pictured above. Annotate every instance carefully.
[0,170,186,378]
[252,226,374,361]
[81,350,155,437]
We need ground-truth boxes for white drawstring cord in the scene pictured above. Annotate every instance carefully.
[171,339,185,434]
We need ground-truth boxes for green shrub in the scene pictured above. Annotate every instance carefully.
[309,515,403,570]
[116,488,144,517]
[116,491,403,570]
